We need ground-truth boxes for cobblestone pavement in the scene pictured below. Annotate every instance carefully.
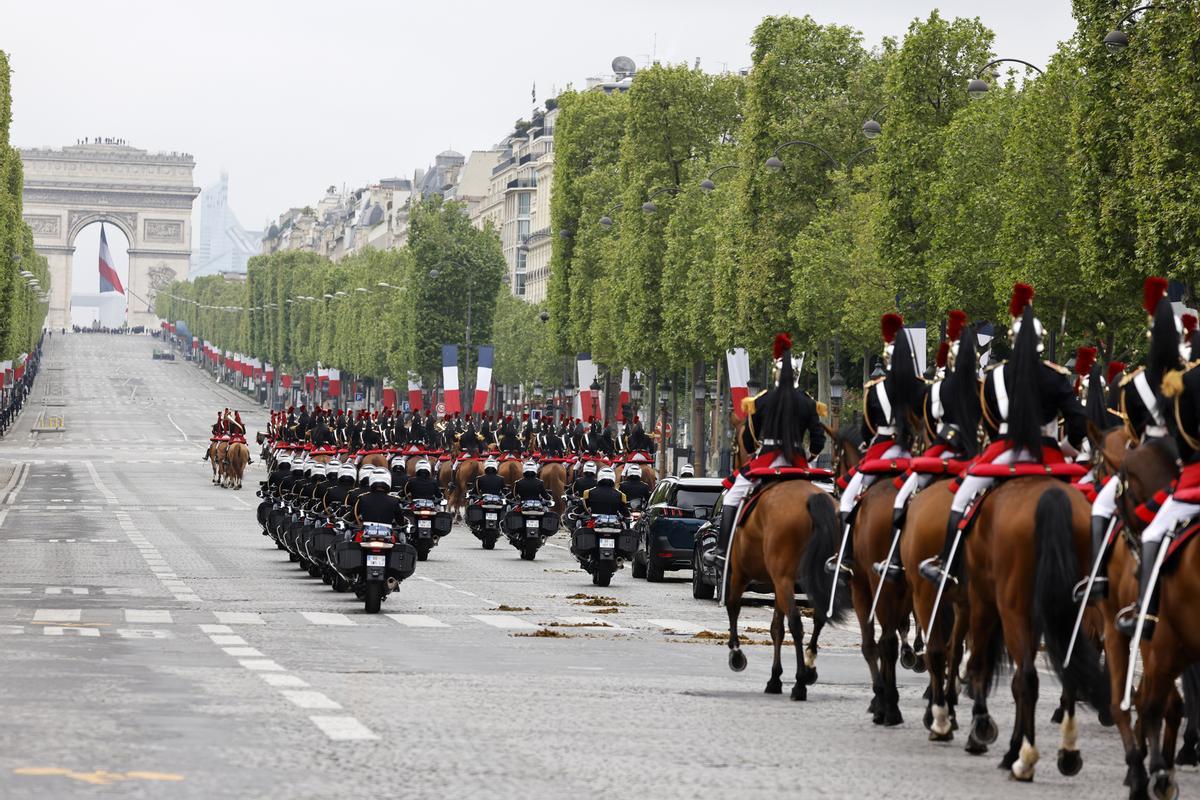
[0,334,1178,798]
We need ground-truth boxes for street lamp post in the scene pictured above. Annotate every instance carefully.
[764,140,876,173]
[699,164,739,192]
[658,382,671,476]
[641,186,681,215]
[1104,5,1162,52]
[966,58,1046,99]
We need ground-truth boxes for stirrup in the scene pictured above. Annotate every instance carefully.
[1071,575,1107,604]
[824,555,852,579]
[703,549,724,567]
[918,556,955,586]
[1115,604,1156,637]
[873,560,904,581]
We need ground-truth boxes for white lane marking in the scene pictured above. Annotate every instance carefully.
[83,460,118,505]
[238,659,284,672]
[33,608,81,622]
[199,624,234,634]
[43,626,100,637]
[167,412,191,443]
[557,616,627,630]
[0,588,32,595]
[471,614,538,630]
[6,463,31,505]
[385,614,449,628]
[260,673,309,688]
[231,495,251,508]
[214,611,264,625]
[45,587,89,595]
[645,618,708,634]
[125,609,173,624]
[280,690,342,710]
[414,575,458,591]
[209,634,247,646]
[309,716,378,741]
[545,542,569,550]
[300,612,355,627]
[223,646,265,658]
[0,625,23,635]
[117,628,174,639]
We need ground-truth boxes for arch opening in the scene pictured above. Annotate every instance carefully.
[70,221,130,329]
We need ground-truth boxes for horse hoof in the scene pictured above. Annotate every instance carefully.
[884,707,904,727]
[1051,706,1065,724]
[764,680,783,695]
[912,657,927,674]
[868,697,879,715]
[1057,748,1083,777]
[728,649,747,672]
[1176,744,1199,767]
[900,644,916,670]
[923,706,934,732]
[804,668,818,686]
[964,733,988,755]
[872,710,886,726]
[973,714,999,745]
[1152,770,1179,800]
[790,684,807,702]
[1098,705,1115,727]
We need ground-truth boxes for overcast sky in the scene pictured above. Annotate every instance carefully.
[8,0,1075,235]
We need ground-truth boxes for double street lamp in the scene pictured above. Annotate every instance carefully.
[764,140,876,173]
[966,58,1046,99]
[700,164,739,192]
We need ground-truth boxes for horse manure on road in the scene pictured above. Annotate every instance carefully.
[492,605,531,612]
[590,608,620,614]
[512,628,572,638]
[566,594,629,607]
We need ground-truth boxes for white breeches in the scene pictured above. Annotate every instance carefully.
[839,445,906,514]
[1090,476,1119,520]
[893,471,934,512]
[724,453,790,507]
[1141,495,1200,546]
[949,447,1036,514]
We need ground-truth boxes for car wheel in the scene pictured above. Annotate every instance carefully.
[692,554,715,600]
[646,556,665,583]
[631,551,647,579]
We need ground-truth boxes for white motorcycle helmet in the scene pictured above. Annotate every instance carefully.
[680,463,695,478]
[598,467,616,486]
[583,461,598,475]
[625,464,642,479]
[416,459,432,476]
[523,460,537,476]
[369,467,391,490]
[338,463,358,485]
[484,458,499,473]
[325,459,340,478]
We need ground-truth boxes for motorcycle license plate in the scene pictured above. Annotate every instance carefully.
[600,538,615,549]
[366,554,386,567]
[419,520,431,529]
[526,519,539,528]
[486,513,498,522]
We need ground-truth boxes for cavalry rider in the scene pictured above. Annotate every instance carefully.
[836,314,922,567]
[570,461,599,497]
[877,311,979,582]
[404,459,443,502]
[203,410,226,460]
[473,457,508,498]
[1082,278,1176,602]
[354,468,406,527]
[460,417,484,455]
[600,420,618,456]
[1111,290,1193,638]
[311,411,336,448]
[921,283,1087,585]
[498,416,522,453]
[710,333,826,566]
[521,413,534,449]
[512,460,553,504]
[618,463,651,507]
[361,412,384,450]
[582,466,629,519]
[627,417,653,453]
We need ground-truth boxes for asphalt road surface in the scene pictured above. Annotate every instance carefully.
[0,334,1176,798]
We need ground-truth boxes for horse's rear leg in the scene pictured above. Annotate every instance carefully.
[765,607,784,694]
[1006,653,1040,780]
[786,598,809,701]
[726,575,747,673]
[1054,687,1083,777]
[853,577,884,723]
[804,617,823,686]
[964,605,1000,755]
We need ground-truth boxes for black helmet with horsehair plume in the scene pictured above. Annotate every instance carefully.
[1145,276,1182,393]
[884,315,921,452]
[1006,284,1045,457]
[945,317,982,457]
[762,333,801,462]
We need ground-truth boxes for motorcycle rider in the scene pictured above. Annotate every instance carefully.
[404,459,443,502]
[582,467,630,518]
[570,461,599,497]
[354,468,406,526]
[679,463,695,479]
[618,463,652,508]
[474,457,508,498]
[324,462,358,518]
[512,460,553,504]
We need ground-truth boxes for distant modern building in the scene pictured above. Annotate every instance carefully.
[191,172,260,277]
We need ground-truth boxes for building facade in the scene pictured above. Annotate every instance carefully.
[191,172,260,277]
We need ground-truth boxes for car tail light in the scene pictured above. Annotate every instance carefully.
[658,552,675,559]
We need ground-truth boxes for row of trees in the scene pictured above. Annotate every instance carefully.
[156,196,560,392]
[546,7,1198,409]
[0,51,50,361]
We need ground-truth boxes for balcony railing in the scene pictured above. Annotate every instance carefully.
[506,178,537,190]
[491,157,515,176]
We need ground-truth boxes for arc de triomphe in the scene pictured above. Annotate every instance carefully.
[20,141,200,330]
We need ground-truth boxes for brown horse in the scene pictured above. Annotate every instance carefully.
[539,462,570,515]
[223,442,250,489]
[360,452,389,470]
[208,440,225,484]
[614,462,658,493]
[724,417,843,699]
[498,458,523,490]
[959,477,1109,781]
[451,458,484,516]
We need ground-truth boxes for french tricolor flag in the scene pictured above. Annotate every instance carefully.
[617,368,631,421]
[727,348,750,418]
[381,379,397,410]
[98,225,124,295]
[472,345,494,415]
[442,345,461,415]
[327,368,340,396]
[407,373,423,412]
[575,353,597,419]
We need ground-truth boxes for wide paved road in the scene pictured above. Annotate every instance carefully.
[0,334,1162,798]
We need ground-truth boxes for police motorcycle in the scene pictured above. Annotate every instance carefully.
[503,461,560,560]
[326,468,417,613]
[465,491,508,550]
[404,498,453,561]
[570,468,637,586]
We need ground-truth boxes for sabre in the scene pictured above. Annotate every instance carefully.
[868,522,903,624]
[1121,528,1175,712]
[924,525,963,642]
[719,498,748,607]
[1064,516,1118,668]
[826,520,853,618]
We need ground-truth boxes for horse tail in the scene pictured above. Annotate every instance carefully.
[1034,487,1110,710]
[801,492,849,624]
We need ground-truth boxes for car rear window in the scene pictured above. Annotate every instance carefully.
[675,488,722,515]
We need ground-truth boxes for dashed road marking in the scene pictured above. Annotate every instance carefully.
[222,646,265,658]
[308,716,378,741]
[238,659,284,672]
[43,626,100,637]
[471,614,539,630]
[299,611,355,627]
[125,609,173,624]
[646,618,709,635]
[213,611,263,625]
[33,609,81,623]
[385,614,449,628]
[280,690,342,710]
[260,673,309,688]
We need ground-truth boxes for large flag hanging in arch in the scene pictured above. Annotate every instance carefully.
[98,225,124,294]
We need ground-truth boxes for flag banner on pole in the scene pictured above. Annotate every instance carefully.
[304,372,316,393]
[472,345,494,415]
[381,378,397,410]
[442,345,461,415]
[98,225,124,295]
[407,373,423,412]
[281,374,292,390]
[327,368,341,396]
[317,367,329,387]
[727,348,750,418]
[264,363,274,382]
[617,368,631,422]
[576,353,597,420]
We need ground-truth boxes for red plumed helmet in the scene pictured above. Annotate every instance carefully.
[1009,283,1035,318]
[935,340,950,369]
[1184,314,1198,335]
[1143,276,1169,316]
[1107,361,1126,385]
[1074,346,1097,377]
[946,310,967,342]
[880,313,903,344]
[772,333,793,360]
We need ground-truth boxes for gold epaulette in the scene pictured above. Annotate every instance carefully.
[1119,366,1144,388]
[816,401,828,418]
[741,388,766,418]
[1043,360,1071,376]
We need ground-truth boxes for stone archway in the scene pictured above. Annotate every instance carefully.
[19,141,200,329]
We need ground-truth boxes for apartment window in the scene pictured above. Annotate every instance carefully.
[517,219,530,240]
[515,272,527,296]
[516,249,527,271]
[517,192,531,216]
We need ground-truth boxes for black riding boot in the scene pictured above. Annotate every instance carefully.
[919,510,963,585]
[706,505,739,566]
[1116,539,1162,640]
[1085,516,1111,601]
[874,508,906,583]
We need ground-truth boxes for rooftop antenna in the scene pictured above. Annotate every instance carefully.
[694,56,701,70]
